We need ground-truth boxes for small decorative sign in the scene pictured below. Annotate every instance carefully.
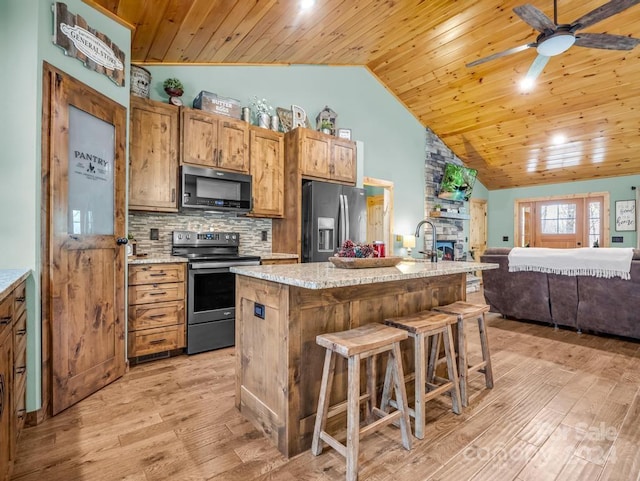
[53,2,125,86]
[615,200,636,231]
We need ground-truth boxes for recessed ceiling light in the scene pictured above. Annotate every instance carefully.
[300,0,315,9]
[519,77,535,92]
[551,133,567,145]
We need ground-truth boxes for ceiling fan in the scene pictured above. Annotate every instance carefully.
[466,0,640,81]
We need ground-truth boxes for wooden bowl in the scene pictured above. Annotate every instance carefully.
[328,256,403,269]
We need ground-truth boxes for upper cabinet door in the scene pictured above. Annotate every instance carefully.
[299,129,331,179]
[181,108,218,168]
[250,127,284,218]
[129,97,179,212]
[330,137,356,184]
[218,117,250,173]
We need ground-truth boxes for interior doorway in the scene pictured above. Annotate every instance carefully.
[363,177,393,250]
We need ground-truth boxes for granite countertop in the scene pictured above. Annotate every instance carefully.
[231,260,498,289]
[0,269,31,303]
[128,255,188,265]
[260,253,299,261]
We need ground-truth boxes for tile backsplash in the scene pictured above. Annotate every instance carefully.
[128,211,272,257]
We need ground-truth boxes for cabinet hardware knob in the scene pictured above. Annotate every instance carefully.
[15,296,25,303]
[15,366,26,375]
[149,273,167,277]
[149,339,166,345]
[0,317,10,325]
[171,188,176,203]
[148,314,166,319]
[149,292,167,296]
[16,329,26,336]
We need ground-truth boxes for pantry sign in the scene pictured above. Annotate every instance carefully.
[53,2,125,86]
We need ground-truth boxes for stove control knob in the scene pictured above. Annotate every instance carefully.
[186,234,191,240]
[177,234,182,239]
[225,235,230,240]
[231,234,237,240]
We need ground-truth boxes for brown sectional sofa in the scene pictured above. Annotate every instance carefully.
[480,247,640,340]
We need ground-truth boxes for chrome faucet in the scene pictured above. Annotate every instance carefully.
[414,219,438,263]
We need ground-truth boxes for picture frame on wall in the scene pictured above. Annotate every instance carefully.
[337,128,352,140]
[615,200,636,231]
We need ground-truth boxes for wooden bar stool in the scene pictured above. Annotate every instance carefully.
[383,310,462,439]
[311,323,412,481]
[433,301,493,407]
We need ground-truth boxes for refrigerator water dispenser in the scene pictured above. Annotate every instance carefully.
[317,217,335,252]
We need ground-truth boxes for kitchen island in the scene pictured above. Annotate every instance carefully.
[231,259,498,457]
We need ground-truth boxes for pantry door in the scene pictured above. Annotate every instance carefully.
[44,64,127,415]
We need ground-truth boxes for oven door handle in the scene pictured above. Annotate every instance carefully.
[190,260,261,270]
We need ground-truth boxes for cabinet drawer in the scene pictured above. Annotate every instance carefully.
[128,300,185,331]
[128,263,185,285]
[128,282,185,305]
[128,324,185,357]
[13,282,26,321]
[13,311,26,362]
[0,292,13,338]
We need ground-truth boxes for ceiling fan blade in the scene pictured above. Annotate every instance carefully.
[524,54,550,81]
[513,4,556,32]
[466,43,536,67]
[575,32,640,50]
[571,0,640,29]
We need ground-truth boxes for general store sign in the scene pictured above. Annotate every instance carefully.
[53,2,125,86]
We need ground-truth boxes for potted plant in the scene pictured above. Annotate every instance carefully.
[434,203,442,212]
[320,120,333,135]
[250,96,273,128]
[163,78,184,98]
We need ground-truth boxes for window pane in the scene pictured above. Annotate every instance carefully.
[542,219,558,234]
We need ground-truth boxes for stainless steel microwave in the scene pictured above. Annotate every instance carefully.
[181,165,252,213]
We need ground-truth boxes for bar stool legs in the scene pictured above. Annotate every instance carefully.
[312,324,412,481]
[433,301,494,407]
[384,311,461,440]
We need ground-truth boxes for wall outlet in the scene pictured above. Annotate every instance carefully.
[502,236,509,242]
[150,228,159,240]
[261,230,268,241]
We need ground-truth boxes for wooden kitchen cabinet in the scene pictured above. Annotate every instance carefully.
[249,126,284,218]
[181,108,249,173]
[289,127,356,184]
[128,97,180,212]
[128,263,186,360]
[260,258,298,265]
[0,280,27,481]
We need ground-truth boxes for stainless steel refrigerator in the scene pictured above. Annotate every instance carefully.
[302,180,367,262]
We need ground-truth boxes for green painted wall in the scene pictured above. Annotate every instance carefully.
[487,174,640,248]
[144,65,427,239]
[0,0,129,411]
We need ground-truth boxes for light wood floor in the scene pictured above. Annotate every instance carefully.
[12,291,640,481]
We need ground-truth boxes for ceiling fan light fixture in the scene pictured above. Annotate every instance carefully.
[536,32,576,56]
[519,77,535,92]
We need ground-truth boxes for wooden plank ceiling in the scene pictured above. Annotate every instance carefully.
[88,0,640,190]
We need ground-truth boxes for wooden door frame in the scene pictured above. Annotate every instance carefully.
[514,192,610,248]
[363,177,394,251]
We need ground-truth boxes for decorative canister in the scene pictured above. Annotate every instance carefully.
[270,114,279,132]
[130,65,151,98]
[242,107,251,123]
[373,241,386,258]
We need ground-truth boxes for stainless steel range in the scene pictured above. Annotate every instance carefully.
[172,230,260,354]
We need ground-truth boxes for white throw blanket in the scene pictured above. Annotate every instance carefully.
[508,247,634,280]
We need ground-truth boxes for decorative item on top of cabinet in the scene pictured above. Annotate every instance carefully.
[128,263,186,362]
[163,78,184,106]
[0,280,27,481]
[248,126,284,218]
[128,97,179,212]
[315,106,337,135]
[181,107,249,174]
